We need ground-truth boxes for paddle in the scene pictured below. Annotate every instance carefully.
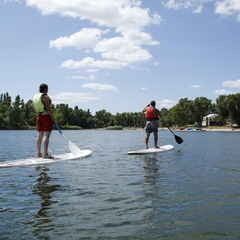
[54,123,82,156]
[160,119,183,144]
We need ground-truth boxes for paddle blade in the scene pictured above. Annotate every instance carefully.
[175,135,183,144]
[68,140,81,156]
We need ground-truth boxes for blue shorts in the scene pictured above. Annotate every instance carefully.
[145,121,158,133]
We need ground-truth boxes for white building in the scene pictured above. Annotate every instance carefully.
[202,114,219,126]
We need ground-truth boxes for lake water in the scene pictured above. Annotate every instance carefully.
[0,129,240,239]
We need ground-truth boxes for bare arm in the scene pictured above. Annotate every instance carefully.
[153,108,162,119]
[142,104,150,112]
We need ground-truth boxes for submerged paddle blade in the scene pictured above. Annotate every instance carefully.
[175,135,183,144]
[67,140,82,156]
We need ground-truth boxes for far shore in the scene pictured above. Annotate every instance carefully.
[1,126,240,132]
[158,127,240,132]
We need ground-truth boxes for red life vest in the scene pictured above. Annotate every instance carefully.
[145,107,157,120]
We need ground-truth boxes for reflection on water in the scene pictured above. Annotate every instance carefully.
[143,156,159,184]
[31,166,60,236]
[0,130,240,239]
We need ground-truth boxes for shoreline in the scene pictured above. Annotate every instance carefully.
[159,127,240,132]
[0,127,240,132]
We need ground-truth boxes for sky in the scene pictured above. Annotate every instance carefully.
[1,0,240,114]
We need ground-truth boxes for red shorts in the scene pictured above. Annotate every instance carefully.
[37,115,53,132]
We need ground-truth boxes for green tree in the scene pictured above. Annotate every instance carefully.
[193,97,213,124]
[108,115,115,126]
[227,93,240,126]
[24,100,37,126]
[95,109,112,127]
[135,112,145,127]
[170,98,194,126]
[216,95,229,120]
[8,95,25,128]
[114,113,122,126]
[55,103,72,125]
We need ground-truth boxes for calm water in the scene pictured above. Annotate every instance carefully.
[0,129,240,239]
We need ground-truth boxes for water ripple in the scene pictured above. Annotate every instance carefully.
[1,130,240,239]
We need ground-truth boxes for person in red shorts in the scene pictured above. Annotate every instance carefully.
[142,100,162,149]
[33,84,56,159]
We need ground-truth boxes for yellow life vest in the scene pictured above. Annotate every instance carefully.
[33,93,52,113]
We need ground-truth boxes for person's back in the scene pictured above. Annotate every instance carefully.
[142,101,161,149]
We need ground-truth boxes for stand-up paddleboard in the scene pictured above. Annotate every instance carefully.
[128,145,174,155]
[0,150,92,168]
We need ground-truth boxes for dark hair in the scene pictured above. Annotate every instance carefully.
[150,100,156,107]
[39,84,48,93]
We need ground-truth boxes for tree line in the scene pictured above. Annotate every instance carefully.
[0,92,240,130]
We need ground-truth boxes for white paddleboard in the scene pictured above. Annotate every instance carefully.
[128,145,174,155]
[0,150,92,168]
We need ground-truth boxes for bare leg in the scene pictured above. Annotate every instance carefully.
[153,132,159,148]
[36,131,44,155]
[145,133,150,149]
[43,131,51,156]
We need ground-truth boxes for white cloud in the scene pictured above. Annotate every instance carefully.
[70,75,96,80]
[222,79,240,88]
[40,0,161,70]
[162,0,240,21]
[214,89,234,95]
[162,0,204,11]
[49,28,106,50]
[84,69,99,73]
[26,0,162,31]
[71,76,88,80]
[193,5,203,13]
[101,46,153,63]
[50,92,101,103]
[158,99,177,109]
[215,0,240,21]
[61,57,130,70]
[81,83,118,91]
[153,61,161,66]
[190,84,203,88]
[51,28,159,64]
[141,87,147,90]
[4,0,22,2]
[88,75,96,80]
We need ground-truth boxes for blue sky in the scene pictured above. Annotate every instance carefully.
[1,0,240,114]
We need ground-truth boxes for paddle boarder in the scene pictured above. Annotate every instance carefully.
[142,101,162,149]
[33,84,56,159]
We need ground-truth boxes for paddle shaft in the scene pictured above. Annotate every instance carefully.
[160,119,183,144]
[164,123,175,135]
[54,122,62,134]
[54,123,69,143]
[160,119,174,135]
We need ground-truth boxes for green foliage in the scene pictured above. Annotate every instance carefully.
[1,92,240,129]
[193,97,213,123]
[105,126,123,130]
[95,109,112,127]
[227,93,240,126]
[216,95,229,120]
[161,94,236,127]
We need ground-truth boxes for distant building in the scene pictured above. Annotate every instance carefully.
[202,114,219,127]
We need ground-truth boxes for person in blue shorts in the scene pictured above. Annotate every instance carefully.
[142,101,162,149]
